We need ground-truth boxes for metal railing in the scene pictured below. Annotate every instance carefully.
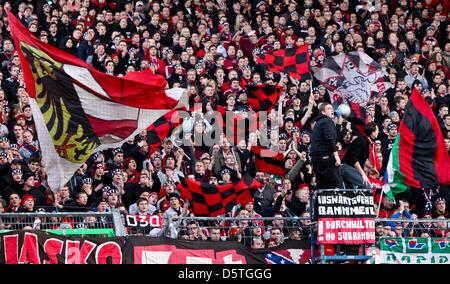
[122,215,314,245]
[375,217,450,239]
[165,216,314,248]
[0,210,126,237]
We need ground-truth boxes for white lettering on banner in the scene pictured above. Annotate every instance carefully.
[319,206,375,216]
[222,255,244,264]
[142,251,172,264]
[325,220,375,229]
[125,215,162,228]
[186,257,213,264]
[318,195,374,206]
[337,231,375,241]
[325,233,336,241]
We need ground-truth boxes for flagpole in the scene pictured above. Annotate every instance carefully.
[376,189,383,218]
[231,147,239,172]
[168,137,191,160]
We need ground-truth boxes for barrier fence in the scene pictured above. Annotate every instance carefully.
[1,204,450,263]
[0,210,122,237]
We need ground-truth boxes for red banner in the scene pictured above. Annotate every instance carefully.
[317,218,376,245]
[0,231,123,264]
[0,231,310,264]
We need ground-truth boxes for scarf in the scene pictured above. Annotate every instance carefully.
[365,135,381,172]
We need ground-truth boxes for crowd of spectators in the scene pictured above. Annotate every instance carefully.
[0,0,448,248]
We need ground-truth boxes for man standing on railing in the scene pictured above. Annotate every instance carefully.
[310,103,342,189]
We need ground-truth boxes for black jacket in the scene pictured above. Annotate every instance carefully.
[19,186,46,208]
[342,135,369,168]
[310,114,337,157]
[286,198,308,217]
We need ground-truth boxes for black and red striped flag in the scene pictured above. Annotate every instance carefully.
[347,102,367,135]
[178,173,262,217]
[246,84,282,112]
[146,108,186,153]
[256,45,311,81]
[386,88,450,195]
[251,146,285,176]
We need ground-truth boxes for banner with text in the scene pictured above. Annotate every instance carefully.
[380,238,450,264]
[0,230,124,264]
[317,190,376,245]
[124,237,311,264]
[0,231,311,264]
[125,215,163,228]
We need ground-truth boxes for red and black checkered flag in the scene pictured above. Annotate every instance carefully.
[216,106,262,145]
[246,84,282,112]
[146,108,186,153]
[251,146,285,176]
[256,45,311,81]
[178,173,262,217]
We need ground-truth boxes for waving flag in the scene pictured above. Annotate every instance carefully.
[265,252,295,264]
[216,106,262,145]
[178,173,262,217]
[251,146,285,176]
[256,45,311,81]
[311,51,390,106]
[146,108,186,153]
[7,11,186,191]
[347,101,367,135]
[246,84,282,112]
[386,88,450,196]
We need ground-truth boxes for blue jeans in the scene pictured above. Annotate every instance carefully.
[340,163,364,189]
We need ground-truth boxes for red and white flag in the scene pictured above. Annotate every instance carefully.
[7,10,186,191]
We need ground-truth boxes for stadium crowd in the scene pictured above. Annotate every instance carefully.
[0,0,449,247]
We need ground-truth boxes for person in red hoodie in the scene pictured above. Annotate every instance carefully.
[223,44,238,72]
[147,46,166,76]
[239,30,259,58]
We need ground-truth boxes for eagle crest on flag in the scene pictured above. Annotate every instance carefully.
[21,42,100,163]
[8,8,187,191]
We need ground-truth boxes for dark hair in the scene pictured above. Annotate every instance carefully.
[76,191,88,199]
[319,102,331,113]
[394,95,405,104]
[364,122,378,137]
[136,198,148,206]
